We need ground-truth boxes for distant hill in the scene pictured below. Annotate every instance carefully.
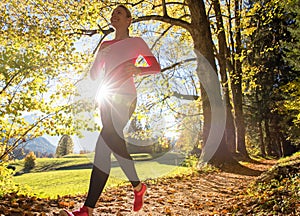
[24,137,56,154]
[3,114,58,158]
[13,137,56,159]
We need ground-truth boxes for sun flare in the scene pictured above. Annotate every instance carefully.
[95,83,111,104]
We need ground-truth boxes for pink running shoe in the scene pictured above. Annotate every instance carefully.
[133,183,147,212]
[59,206,89,216]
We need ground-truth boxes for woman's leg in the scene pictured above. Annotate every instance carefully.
[84,95,140,209]
[105,96,140,187]
[84,133,112,208]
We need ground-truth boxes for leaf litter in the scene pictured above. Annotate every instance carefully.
[1,159,298,215]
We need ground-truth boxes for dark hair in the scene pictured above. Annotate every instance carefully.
[116,4,132,18]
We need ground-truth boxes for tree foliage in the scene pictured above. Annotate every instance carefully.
[242,0,299,156]
[281,0,300,145]
[0,163,18,197]
[0,1,96,160]
[55,135,74,157]
[283,0,300,71]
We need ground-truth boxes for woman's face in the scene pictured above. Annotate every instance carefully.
[110,7,131,30]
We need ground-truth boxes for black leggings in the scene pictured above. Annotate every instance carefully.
[84,94,140,208]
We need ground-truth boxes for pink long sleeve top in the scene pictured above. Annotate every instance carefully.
[90,37,161,95]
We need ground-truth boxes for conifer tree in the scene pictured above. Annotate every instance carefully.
[55,135,74,157]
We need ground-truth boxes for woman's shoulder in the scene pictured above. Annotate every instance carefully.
[100,37,146,49]
[102,37,144,43]
[101,40,116,45]
[100,39,118,49]
[128,37,148,47]
[129,37,144,42]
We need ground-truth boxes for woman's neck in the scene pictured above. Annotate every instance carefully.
[114,29,130,40]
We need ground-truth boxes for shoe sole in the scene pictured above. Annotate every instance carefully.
[59,210,72,216]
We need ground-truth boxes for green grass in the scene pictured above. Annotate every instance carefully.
[10,153,156,173]
[10,154,93,173]
[12,152,191,198]
[14,169,92,198]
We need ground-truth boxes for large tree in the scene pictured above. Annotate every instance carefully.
[130,0,234,164]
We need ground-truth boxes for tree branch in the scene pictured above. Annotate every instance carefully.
[162,0,168,17]
[133,15,192,32]
[1,112,56,160]
[165,99,202,117]
[161,57,196,72]
[152,1,188,9]
[0,72,20,95]
[150,24,173,50]
[171,91,199,101]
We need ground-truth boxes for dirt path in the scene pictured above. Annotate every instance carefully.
[0,159,276,216]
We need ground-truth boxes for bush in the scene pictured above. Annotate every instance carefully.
[230,152,300,214]
[24,152,36,171]
[181,155,198,167]
[0,163,17,197]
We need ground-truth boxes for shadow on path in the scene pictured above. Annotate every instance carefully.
[219,158,277,176]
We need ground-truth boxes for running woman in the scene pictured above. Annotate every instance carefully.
[60,4,161,216]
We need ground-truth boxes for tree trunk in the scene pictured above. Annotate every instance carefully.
[186,0,235,165]
[231,0,248,157]
[212,0,236,153]
[258,119,266,157]
[264,118,272,156]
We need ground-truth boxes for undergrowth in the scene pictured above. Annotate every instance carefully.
[230,152,300,215]
[0,162,31,198]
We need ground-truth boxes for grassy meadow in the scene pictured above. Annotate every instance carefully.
[11,152,191,198]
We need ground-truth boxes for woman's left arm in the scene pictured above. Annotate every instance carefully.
[135,38,161,76]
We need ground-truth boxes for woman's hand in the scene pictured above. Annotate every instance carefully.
[124,62,142,76]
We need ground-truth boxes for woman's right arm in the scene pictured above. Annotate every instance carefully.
[90,42,108,80]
